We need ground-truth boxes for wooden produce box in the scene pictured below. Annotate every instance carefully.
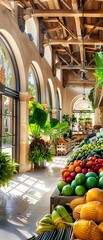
[56,142,70,156]
[50,188,78,213]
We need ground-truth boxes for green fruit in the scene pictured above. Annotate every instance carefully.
[57,180,67,191]
[75,185,86,196]
[61,184,74,196]
[85,176,98,189]
[75,173,86,185]
[99,177,103,188]
[99,171,103,178]
[71,179,78,188]
[86,172,97,178]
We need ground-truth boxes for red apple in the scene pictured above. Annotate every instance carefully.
[65,176,72,183]
[87,168,94,172]
[70,172,76,179]
[82,168,87,174]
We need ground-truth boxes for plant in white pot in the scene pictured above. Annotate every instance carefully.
[0,152,18,187]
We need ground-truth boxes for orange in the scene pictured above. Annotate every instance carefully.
[75,166,82,173]
[74,160,80,167]
[68,165,75,172]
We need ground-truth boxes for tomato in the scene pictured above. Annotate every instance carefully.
[75,166,82,173]
[86,161,93,167]
[88,157,96,161]
[61,169,68,176]
[64,171,70,178]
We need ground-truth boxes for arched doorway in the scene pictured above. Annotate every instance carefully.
[0,34,20,163]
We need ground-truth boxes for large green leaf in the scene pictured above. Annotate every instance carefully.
[50,118,59,127]
[32,108,47,128]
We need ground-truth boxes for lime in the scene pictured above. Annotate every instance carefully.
[75,173,86,185]
[75,185,86,196]
[57,180,67,192]
[99,171,103,178]
[85,176,98,189]
[71,179,78,189]
[86,172,97,178]
[61,184,74,196]
[99,177,103,188]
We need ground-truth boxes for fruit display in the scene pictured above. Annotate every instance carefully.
[67,139,103,163]
[57,169,103,196]
[34,188,103,240]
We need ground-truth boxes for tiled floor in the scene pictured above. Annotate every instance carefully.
[0,154,70,240]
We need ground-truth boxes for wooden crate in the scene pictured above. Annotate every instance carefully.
[50,188,79,213]
[56,142,70,156]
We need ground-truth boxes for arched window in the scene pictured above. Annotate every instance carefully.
[46,81,52,119]
[56,90,60,121]
[28,64,41,102]
[0,34,20,163]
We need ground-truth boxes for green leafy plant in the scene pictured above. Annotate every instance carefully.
[0,152,18,187]
[88,87,96,110]
[93,52,103,87]
[28,138,52,165]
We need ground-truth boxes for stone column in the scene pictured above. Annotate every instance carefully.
[51,109,58,118]
[99,106,103,126]
[94,108,102,127]
[19,92,33,173]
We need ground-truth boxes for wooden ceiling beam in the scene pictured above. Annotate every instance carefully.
[71,0,84,69]
[59,0,71,10]
[60,65,95,70]
[58,19,77,39]
[85,19,103,38]
[32,0,47,9]
[47,26,62,33]
[32,9,103,17]
[84,24,103,31]
[45,38,103,45]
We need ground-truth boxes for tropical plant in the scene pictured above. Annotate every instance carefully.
[93,52,103,87]
[0,152,18,187]
[28,137,52,165]
[88,87,96,110]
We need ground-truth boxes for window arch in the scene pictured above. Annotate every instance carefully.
[28,64,41,102]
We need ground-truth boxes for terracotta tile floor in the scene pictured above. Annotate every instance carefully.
[0,154,70,240]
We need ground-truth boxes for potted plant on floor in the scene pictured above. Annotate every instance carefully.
[28,101,53,168]
[0,151,18,187]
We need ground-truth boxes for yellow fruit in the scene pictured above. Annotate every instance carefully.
[98,222,103,233]
[73,204,84,220]
[67,196,86,210]
[80,201,103,223]
[86,188,103,203]
[72,219,103,240]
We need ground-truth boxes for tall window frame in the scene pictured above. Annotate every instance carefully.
[0,33,20,164]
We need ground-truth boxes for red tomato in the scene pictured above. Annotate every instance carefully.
[86,160,93,167]
[88,157,96,161]
[64,171,70,178]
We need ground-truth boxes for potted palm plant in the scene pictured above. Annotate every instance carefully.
[0,151,18,187]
